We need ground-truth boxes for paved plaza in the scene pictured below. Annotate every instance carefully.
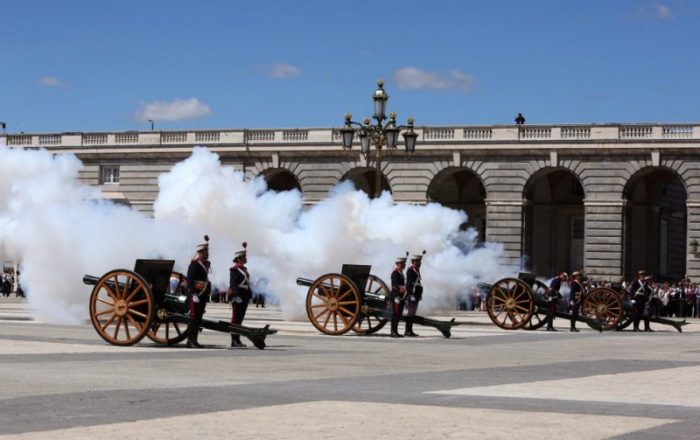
[1,298,699,439]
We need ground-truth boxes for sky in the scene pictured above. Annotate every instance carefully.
[1,0,699,133]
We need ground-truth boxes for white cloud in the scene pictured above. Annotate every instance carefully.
[133,98,212,122]
[656,4,673,19]
[38,77,63,87]
[393,67,474,92]
[268,63,302,79]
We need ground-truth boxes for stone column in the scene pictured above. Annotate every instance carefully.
[485,199,524,270]
[686,200,700,280]
[583,199,624,281]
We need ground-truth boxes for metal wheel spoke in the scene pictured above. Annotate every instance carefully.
[513,304,530,313]
[333,313,338,331]
[337,300,358,306]
[310,303,329,308]
[312,291,329,303]
[128,298,149,307]
[338,306,355,316]
[336,289,351,301]
[173,323,183,336]
[337,312,350,327]
[111,275,122,299]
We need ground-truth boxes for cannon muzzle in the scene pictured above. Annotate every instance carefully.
[296,277,315,287]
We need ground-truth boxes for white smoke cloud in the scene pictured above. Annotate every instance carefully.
[133,98,212,123]
[0,143,514,325]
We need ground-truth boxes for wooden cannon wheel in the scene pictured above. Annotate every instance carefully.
[146,272,191,345]
[486,278,534,330]
[305,273,361,335]
[352,274,389,335]
[89,269,155,346]
[525,280,550,330]
[581,287,623,331]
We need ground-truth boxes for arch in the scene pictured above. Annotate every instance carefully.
[260,168,302,193]
[341,167,391,198]
[522,167,585,276]
[427,167,486,241]
[623,166,687,280]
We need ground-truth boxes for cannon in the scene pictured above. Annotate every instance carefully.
[580,284,687,333]
[483,273,604,332]
[84,259,276,348]
[296,264,458,338]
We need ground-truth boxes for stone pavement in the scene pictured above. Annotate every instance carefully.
[0,298,699,439]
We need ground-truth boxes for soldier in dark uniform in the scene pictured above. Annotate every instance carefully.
[569,271,583,332]
[227,243,252,348]
[405,251,426,337]
[186,237,211,348]
[628,269,652,332]
[546,272,567,331]
[389,254,407,338]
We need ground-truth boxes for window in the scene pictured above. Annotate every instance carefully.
[100,166,120,184]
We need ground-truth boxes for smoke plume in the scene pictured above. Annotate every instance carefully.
[0,143,514,323]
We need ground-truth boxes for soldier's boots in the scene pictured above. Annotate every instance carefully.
[230,335,247,348]
[186,333,204,349]
[390,320,403,338]
[404,319,419,337]
[570,327,580,332]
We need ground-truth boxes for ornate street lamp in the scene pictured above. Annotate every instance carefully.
[340,80,418,198]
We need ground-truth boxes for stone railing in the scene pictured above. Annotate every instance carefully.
[2,123,699,149]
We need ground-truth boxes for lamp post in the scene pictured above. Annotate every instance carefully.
[339,80,418,198]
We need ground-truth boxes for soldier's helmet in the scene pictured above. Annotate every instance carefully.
[196,235,210,253]
[395,251,408,265]
[233,242,248,262]
[411,250,427,262]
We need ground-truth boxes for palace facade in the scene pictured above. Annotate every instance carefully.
[3,122,699,281]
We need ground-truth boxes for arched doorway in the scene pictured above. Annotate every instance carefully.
[427,168,486,241]
[261,168,302,192]
[623,168,686,281]
[523,168,585,275]
[341,167,390,198]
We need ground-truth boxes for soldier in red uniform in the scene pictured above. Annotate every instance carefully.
[569,271,583,332]
[227,243,252,348]
[405,251,426,337]
[389,254,407,338]
[629,269,652,332]
[546,272,567,331]
[186,236,211,348]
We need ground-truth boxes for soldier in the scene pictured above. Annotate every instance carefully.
[228,243,252,348]
[546,272,567,331]
[389,253,407,338]
[569,271,584,332]
[405,251,426,337]
[629,269,652,332]
[186,236,211,348]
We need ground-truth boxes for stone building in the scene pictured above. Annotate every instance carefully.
[2,122,699,282]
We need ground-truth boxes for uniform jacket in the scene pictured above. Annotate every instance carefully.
[390,268,405,299]
[406,264,423,301]
[187,257,211,300]
[229,263,252,302]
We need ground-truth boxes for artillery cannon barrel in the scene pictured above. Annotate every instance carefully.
[83,275,139,293]
[296,277,315,287]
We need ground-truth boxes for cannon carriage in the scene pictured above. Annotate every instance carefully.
[580,284,687,333]
[296,264,457,338]
[483,273,606,331]
[84,259,276,349]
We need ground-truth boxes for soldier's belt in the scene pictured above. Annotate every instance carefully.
[192,281,207,291]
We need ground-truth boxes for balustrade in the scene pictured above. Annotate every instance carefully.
[161,132,187,143]
[247,130,275,142]
[282,130,308,142]
[463,128,492,140]
[83,134,108,145]
[519,127,551,139]
[620,126,652,139]
[561,127,591,139]
[423,128,455,140]
[39,135,62,145]
[662,125,693,139]
[115,133,138,144]
[195,131,220,143]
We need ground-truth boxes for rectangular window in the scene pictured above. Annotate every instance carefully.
[100,166,120,184]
